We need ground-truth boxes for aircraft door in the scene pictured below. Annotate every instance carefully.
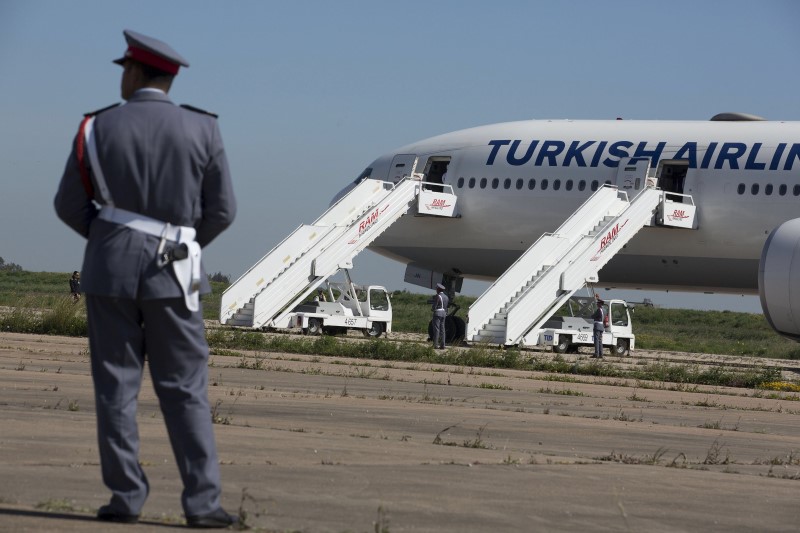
[655,160,689,201]
[615,158,650,193]
[389,154,418,184]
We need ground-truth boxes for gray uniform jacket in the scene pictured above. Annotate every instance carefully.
[592,307,605,331]
[54,90,236,300]
[432,292,449,317]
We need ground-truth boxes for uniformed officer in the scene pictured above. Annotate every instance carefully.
[432,283,449,349]
[54,30,237,528]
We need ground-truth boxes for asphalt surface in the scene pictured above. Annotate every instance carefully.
[2,331,800,532]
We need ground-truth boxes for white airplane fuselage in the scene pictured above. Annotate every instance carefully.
[341,118,800,294]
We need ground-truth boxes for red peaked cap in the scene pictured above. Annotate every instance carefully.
[112,29,189,75]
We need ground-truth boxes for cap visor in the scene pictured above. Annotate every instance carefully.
[112,56,126,66]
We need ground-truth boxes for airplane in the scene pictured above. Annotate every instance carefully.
[330,112,800,342]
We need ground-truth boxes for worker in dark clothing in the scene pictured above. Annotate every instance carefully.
[592,299,605,358]
[69,271,81,302]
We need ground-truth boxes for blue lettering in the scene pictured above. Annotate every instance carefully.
[590,141,608,167]
[507,140,539,166]
[673,142,699,168]
[486,140,510,165]
[487,138,790,171]
[770,143,786,171]
[700,142,718,169]
[744,143,766,170]
[783,143,800,171]
[535,140,565,166]
[633,142,666,166]
[714,142,747,169]
[563,140,595,167]
[603,141,633,168]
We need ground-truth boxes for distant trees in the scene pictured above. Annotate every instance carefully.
[208,271,230,284]
[0,257,23,272]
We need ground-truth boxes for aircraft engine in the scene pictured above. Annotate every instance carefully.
[759,218,800,341]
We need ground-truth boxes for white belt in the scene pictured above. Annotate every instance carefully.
[98,206,202,313]
[85,117,203,313]
[99,207,188,241]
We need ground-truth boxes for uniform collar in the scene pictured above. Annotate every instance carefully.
[127,88,172,104]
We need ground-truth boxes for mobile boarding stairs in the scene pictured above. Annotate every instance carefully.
[466,184,696,347]
[220,176,458,329]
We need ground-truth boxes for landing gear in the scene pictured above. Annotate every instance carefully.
[427,315,466,345]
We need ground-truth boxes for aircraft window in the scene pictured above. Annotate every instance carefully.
[779,184,787,196]
[528,179,536,190]
[541,179,549,190]
[468,177,476,188]
[491,178,499,189]
[566,180,573,191]
[516,179,523,190]
[553,179,561,191]
[751,183,759,195]
[765,184,773,196]
[504,178,511,189]
[480,177,487,189]
[591,180,599,191]
[457,177,464,188]
[737,183,745,195]
[578,180,586,191]
[795,185,800,196]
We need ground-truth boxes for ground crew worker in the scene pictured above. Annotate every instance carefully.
[592,299,605,358]
[432,283,449,349]
[54,30,237,528]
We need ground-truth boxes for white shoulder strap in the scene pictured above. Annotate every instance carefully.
[83,116,115,207]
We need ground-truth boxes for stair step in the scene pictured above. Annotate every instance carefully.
[226,318,254,327]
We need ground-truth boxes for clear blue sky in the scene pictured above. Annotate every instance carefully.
[1,0,798,312]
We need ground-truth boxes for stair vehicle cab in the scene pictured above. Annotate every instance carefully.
[538,297,635,356]
[289,277,392,337]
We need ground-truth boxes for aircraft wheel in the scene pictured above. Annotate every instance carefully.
[446,315,466,345]
[553,336,570,354]
[363,322,384,338]
[307,318,323,336]
[614,339,629,356]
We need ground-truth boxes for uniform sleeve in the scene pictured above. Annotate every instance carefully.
[196,120,236,248]
[54,131,99,238]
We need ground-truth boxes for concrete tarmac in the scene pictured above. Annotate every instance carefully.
[1,331,800,532]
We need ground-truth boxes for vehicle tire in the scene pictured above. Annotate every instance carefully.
[553,336,570,354]
[363,322,384,338]
[307,318,323,336]
[614,339,629,356]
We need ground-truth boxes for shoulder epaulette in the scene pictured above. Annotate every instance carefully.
[180,104,218,118]
[83,103,120,118]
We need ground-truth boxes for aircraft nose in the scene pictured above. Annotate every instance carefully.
[330,181,357,206]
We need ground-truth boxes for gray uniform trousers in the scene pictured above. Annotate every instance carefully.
[86,295,221,517]
[432,312,446,348]
[593,322,604,357]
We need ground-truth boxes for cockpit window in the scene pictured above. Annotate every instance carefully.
[353,167,373,184]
